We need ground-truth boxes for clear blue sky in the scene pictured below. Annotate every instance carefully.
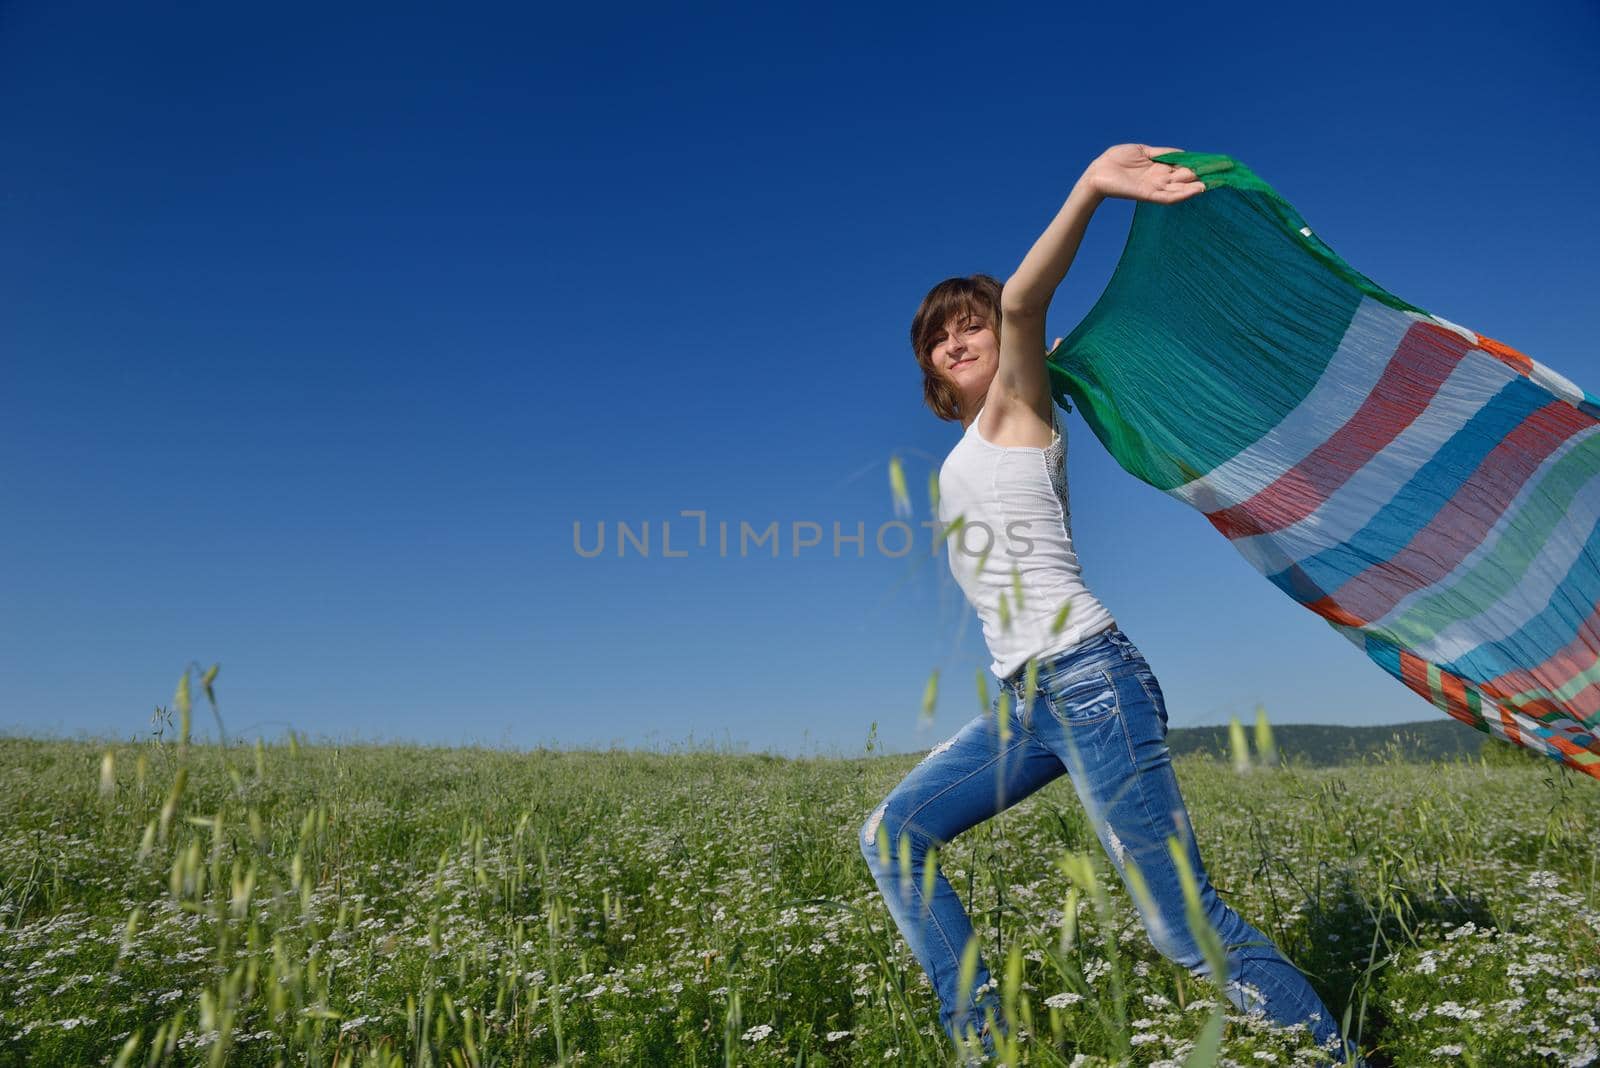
[4,1,1597,756]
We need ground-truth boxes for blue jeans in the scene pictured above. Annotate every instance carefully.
[859,625,1359,1063]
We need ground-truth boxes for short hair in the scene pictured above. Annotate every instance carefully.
[909,273,1004,422]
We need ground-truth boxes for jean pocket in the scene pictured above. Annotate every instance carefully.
[1114,660,1168,734]
[1044,669,1119,727]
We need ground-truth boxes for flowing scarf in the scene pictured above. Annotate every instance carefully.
[1045,151,1600,779]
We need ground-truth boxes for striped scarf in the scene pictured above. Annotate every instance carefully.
[1047,151,1600,779]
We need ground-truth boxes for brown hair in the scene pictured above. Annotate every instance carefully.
[910,273,1004,422]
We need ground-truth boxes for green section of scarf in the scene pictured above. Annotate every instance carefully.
[1046,151,1430,492]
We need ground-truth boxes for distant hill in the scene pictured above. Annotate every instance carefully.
[1167,717,1491,767]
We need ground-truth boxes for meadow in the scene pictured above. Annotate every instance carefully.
[2,685,1598,1067]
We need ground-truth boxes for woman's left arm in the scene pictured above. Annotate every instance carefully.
[992,144,1205,404]
[1001,143,1205,316]
[999,172,1105,320]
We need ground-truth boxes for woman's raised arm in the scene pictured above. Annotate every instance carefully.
[1001,143,1204,316]
[992,144,1205,405]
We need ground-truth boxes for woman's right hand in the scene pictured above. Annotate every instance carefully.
[1085,144,1205,204]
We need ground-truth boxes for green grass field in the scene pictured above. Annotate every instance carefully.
[2,713,1597,1067]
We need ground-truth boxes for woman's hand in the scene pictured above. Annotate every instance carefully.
[1084,143,1205,204]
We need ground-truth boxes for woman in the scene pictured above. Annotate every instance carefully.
[859,144,1361,1065]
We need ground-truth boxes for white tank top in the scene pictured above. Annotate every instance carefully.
[937,400,1116,681]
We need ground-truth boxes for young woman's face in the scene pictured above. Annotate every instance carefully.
[930,309,999,402]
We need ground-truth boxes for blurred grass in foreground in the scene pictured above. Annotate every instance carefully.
[0,712,1596,1066]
